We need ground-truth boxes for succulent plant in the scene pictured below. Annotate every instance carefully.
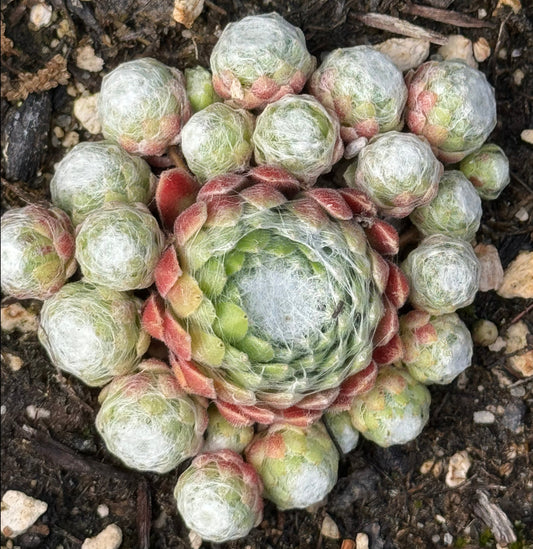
[245,422,338,510]
[142,168,409,427]
[410,170,482,241]
[459,144,510,200]
[38,281,150,386]
[402,234,480,315]
[400,310,473,385]
[253,94,343,185]
[210,13,316,110]
[181,103,254,183]
[1,205,76,300]
[308,45,407,142]
[75,202,165,291]
[323,411,359,454]
[203,404,254,454]
[405,60,497,163]
[96,359,208,473]
[175,450,263,542]
[185,66,221,112]
[349,365,431,447]
[50,141,156,226]
[98,57,191,156]
[344,132,442,218]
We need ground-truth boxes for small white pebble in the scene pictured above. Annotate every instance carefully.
[1,405,6,415]
[478,8,487,17]
[62,131,79,148]
[488,337,507,352]
[188,531,202,549]
[513,69,525,86]
[321,514,340,539]
[1,490,48,538]
[75,45,104,73]
[73,94,101,135]
[498,48,507,59]
[515,207,529,221]
[474,410,496,424]
[435,514,446,524]
[29,3,53,30]
[2,352,24,372]
[81,524,122,549]
[444,532,453,545]
[432,535,440,544]
[520,129,533,145]
[511,48,521,57]
[355,532,369,549]
[478,385,485,392]
[445,450,471,487]
[25,405,51,420]
[510,386,526,397]
[53,126,65,139]
[96,504,109,518]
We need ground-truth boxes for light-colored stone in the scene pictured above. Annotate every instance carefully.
[515,207,529,221]
[188,531,202,549]
[26,405,51,420]
[321,514,340,539]
[475,244,504,292]
[473,37,491,62]
[420,459,443,477]
[76,45,104,72]
[505,321,529,354]
[444,532,453,545]
[1,490,48,538]
[472,319,499,346]
[438,35,477,68]
[62,131,79,148]
[29,3,53,30]
[505,321,533,378]
[73,94,102,135]
[1,405,6,415]
[374,38,430,72]
[96,504,109,518]
[497,252,533,299]
[172,0,204,29]
[488,337,507,352]
[513,69,525,86]
[81,524,122,549]
[0,303,39,334]
[2,352,24,371]
[355,532,369,549]
[494,0,522,15]
[473,410,496,424]
[520,129,533,145]
[445,450,471,487]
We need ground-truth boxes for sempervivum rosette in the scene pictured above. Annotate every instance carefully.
[98,58,191,156]
[210,13,316,110]
[50,141,156,226]
[96,359,208,473]
[405,60,496,163]
[402,234,480,315]
[1,204,76,300]
[252,94,343,185]
[245,422,338,510]
[174,450,263,542]
[38,281,150,387]
[344,132,442,218]
[349,365,431,447]
[308,46,407,142]
[203,404,254,454]
[400,310,473,385]
[143,167,409,427]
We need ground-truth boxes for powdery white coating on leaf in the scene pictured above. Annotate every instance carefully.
[345,132,442,217]
[210,13,316,109]
[309,46,407,141]
[50,141,156,225]
[98,57,191,156]
[96,363,207,473]
[410,170,482,241]
[245,423,338,510]
[75,202,164,291]
[323,411,359,454]
[38,281,149,386]
[253,94,342,184]
[175,451,263,542]
[0,205,76,300]
[406,60,497,163]
[401,313,473,385]
[181,103,254,182]
[460,144,510,200]
[350,365,431,447]
[402,234,480,315]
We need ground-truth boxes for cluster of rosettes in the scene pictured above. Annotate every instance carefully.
[0,10,511,546]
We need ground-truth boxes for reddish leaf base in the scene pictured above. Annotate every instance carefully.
[156,168,200,230]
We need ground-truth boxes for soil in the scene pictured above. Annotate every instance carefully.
[1,1,532,548]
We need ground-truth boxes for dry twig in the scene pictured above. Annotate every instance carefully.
[402,3,497,29]
[137,479,151,549]
[473,490,517,545]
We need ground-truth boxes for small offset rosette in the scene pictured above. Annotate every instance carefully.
[309,45,407,142]
[349,365,431,447]
[400,310,473,385]
[245,422,338,510]
[38,281,150,387]
[210,13,316,110]
[402,234,481,315]
[99,57,191,156]
[1,204,76,300]
[252,94,344,185]
[405,60,496,163]
[96,359,208,473]
[344,132,442,218]
[323,410,360,454]
[185,66,221,113]
[203,404,254,454]
[142,168,410,428]
[174,450,263,542]
[50,141,156,226]
[460,144,510,200]
[409,170,482,241]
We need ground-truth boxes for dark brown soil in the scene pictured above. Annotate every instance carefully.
[1,1,532,548]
